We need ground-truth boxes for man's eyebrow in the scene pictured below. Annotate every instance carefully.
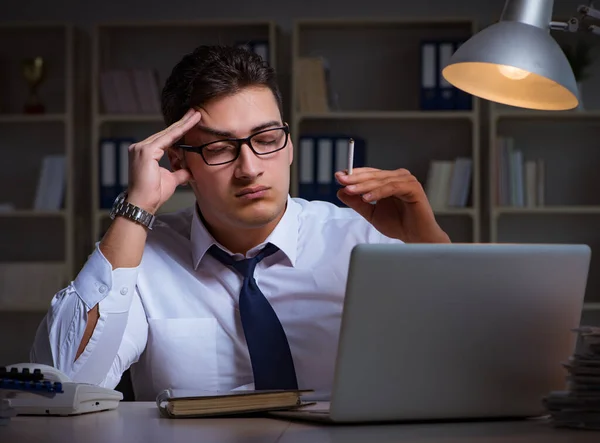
[250,121,283,133]
[195,121,283,138]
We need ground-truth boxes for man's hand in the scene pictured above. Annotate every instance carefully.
[335,167,451,243]
[127,108,201,213]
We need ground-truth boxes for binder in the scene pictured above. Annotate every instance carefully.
[453,41,473,110]
[298,135,367,206]
[332,136,366,207]
[298,136,316,201]
[235,40,270,65]
[438,42,456,110]
[419,41,438,110]
[117,138,135,194]
[420,40,473,110]
[99,137,134,208]
[99,138,118,209]
[251,40,269,64]
[315,137,334,202]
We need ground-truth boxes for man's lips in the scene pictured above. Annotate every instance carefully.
[235,186,270,197]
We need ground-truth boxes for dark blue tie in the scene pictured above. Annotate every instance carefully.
[208,243,298,390]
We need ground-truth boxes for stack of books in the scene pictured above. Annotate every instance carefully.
[543,326,600,430]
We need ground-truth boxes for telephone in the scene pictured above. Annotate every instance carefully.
[0,363,122,417]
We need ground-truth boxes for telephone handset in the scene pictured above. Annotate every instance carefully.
[0,362,122,419]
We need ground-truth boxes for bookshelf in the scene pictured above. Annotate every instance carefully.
[290,18,481,242]
[0,23,76,312]
[489,104,600,306]
[90,20,279,245]
[486,23,600,310]
[486,24,600,310]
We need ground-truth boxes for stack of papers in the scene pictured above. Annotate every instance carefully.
[543,326,600,430]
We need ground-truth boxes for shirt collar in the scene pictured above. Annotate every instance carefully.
[190,195,299,269]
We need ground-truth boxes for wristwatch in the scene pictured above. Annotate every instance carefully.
[109,191,156,230]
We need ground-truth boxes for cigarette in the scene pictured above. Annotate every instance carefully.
[348,138,354,175]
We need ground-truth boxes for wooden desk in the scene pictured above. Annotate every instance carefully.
[0,402,598,442]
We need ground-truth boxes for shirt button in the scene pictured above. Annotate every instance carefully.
[120,287,128,296]
[99,285,107,294]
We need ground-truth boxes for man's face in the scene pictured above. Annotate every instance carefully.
[178,86,293,231]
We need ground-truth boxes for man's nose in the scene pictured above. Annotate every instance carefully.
[234,142,263,180]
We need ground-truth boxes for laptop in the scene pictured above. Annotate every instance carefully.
[273,243,591,424]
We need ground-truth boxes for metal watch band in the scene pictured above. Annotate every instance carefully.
[110,195,155,230]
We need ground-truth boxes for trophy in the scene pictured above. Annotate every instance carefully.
[22,56,45,114]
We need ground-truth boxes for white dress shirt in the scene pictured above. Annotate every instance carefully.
[31,196,403,401]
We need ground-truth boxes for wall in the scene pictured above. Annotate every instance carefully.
[1,0,590,27]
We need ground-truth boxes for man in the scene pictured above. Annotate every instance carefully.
[30,45,450,401]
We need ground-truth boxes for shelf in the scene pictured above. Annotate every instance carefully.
[433,208,475,216]
[91,21,279,245]
[97,19,276,28]
[294,18,476,114]
[292,17,479,242]
[493,110,600,120]
[295,17,475,28]
[0,259,66,266]
[0,306,50,313]
[296,111,475,121]
[0,210,66,218]
[0,23,75,285]
[493,206,600,216]
[98,114,163,124]
[0,114,67,123]
[99,206,474,218]
[0,260,67,313]
[584,303,600,311]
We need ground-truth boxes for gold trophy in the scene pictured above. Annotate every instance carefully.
[22,56,45,114]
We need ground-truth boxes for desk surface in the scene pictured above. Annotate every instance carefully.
[0,402,598,442]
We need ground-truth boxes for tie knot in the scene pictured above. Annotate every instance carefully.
[208,243,279,279]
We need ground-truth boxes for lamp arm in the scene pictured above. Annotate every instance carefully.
[579,3,600,20]
[549,3,600,36]
[549,20,577,32]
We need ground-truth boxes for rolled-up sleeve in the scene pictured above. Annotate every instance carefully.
[30,245,148,388]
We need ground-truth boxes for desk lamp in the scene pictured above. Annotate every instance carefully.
[442,1,600,110]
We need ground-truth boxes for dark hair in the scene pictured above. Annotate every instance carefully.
[161,45,282,126]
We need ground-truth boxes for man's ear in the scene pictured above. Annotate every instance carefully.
[287,139,293,166]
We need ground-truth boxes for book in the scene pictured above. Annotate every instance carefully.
[155,389,313,418]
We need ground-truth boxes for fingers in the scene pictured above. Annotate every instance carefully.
[356,179,421,203]
[128,108,199,157]
[337,190,375,220]
[154,108,196,140]
[336,167,419,202]
[152,109,201,149]
[129,110,201,166]
[171,168,192,186]
[341,176,396,196]
[335,167,410,186]
[134,108,200,149]
[151,147,167,162]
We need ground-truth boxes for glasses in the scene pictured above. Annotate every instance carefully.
[175,124,290,166]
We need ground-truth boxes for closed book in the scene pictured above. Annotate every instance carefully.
[156,388,313,418]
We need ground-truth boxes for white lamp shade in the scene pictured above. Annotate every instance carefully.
[442,20,579,110]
